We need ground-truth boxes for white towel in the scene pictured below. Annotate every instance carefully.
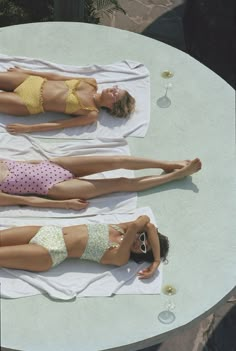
[0,207,163,300]
[0,54,150,139]
[0,133,137,218]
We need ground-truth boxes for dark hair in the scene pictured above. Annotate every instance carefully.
[129,229,169,264]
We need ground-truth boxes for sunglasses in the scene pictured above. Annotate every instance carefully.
[139,232,147,253]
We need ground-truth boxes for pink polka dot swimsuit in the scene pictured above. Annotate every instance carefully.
[0,160,74,195]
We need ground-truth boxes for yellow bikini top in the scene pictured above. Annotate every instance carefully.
[65,78,98,115]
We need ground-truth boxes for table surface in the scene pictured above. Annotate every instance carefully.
[0,22,235,351]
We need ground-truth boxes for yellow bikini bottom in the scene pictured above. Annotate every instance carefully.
[14,75,46,115]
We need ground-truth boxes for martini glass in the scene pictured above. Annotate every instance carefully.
[158,285,176,324]
[156,83,172,108]
[156,70,174,108]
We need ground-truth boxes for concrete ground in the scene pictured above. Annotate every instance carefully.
[100,1,236,350]
[101,0,186,51]
[100,0,235,88]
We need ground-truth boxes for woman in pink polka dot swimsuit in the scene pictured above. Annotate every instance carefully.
[0,159,73,195]
[0,156,202,210]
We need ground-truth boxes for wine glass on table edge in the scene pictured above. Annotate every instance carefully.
[158,284,177,324]
[156,70,174,108]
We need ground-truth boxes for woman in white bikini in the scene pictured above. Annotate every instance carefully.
[0,215,169,279]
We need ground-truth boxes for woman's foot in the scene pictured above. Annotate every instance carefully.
[161,160,191,173]
[173,158,202,179]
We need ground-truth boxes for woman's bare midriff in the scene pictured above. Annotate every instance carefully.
[42,80,97,114]
[62,224,126,259]
[0,161,9,183]
[42,80,68,113]
[62,225,88,258]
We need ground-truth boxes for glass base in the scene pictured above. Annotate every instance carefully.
[156,96,171,108]
[158,310,176,324]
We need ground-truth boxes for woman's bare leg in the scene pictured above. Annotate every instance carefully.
[0,226,41,246]
[48,158,202,200]
[0,225,52,271]
[50,155,191,177]
[0,71,29,91]
[0,244,52,271]
[0,92,29,115]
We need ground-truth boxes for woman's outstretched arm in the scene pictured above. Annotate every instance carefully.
[0,191,88,210]
[6,111,98,134]
[8,67,95,82]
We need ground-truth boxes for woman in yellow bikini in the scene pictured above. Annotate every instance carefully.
[0,67,135,134]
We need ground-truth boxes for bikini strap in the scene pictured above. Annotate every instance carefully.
[81,78,98,90]
[110,224,125,235]
[108,224,125,249]
[81,78,98,111]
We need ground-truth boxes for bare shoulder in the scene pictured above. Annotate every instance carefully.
[80,77,97,89]
[86,77,97,85]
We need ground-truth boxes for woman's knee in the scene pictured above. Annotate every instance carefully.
[112,155,130,168]
[115,177,133,191]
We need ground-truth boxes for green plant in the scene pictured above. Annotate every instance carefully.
[85,0,126,23]
[0,0,125,27]
[0,0,53,27]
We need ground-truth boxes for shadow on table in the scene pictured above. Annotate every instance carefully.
[140,299,236,351]
[142,2,235,89]
[0,347,22,351]
[142,5,186,52]
[138,175,199,199]
[203,304,236,351]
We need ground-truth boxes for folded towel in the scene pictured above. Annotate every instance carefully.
[0,54,150,139]
[0,207,163,300]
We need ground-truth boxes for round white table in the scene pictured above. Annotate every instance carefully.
[0,22,235,351]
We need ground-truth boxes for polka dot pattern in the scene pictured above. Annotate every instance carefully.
[0,160,74,195]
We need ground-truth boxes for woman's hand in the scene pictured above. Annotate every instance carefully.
[137,260,160,280]
[65,199,89,210]
[8,66,26,73]
[6,123,31,134]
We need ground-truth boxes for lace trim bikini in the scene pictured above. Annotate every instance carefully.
[29,224,125,267]
[64,78,98,114]
[14,75,98,115]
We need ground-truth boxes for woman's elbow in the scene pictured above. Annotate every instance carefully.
[89,112,98,124]
[146,222,155,231]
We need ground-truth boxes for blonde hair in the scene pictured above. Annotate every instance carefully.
[109,91,135,118]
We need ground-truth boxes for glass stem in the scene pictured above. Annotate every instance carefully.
[164,86,169,97]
